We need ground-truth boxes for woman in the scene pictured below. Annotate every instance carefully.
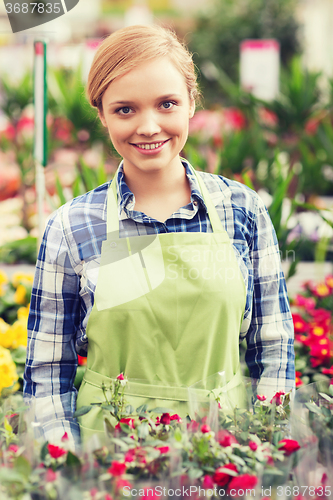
[24,25,295,447]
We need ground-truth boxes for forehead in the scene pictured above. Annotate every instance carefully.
[102,56,188,102]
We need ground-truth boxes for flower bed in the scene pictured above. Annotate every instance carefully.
[0,273,333,498]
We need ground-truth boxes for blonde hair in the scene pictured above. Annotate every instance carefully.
[87,25,199,112]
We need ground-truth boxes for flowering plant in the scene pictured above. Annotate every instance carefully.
[292,274,333,386]
[0,378,303,499]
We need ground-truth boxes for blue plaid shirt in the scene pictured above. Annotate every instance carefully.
[24,160,295,447]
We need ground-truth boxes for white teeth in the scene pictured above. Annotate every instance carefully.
[136,141,164,150]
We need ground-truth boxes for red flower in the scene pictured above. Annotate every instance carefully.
[227,474,258,496]
[270,391,285,406]
[77,355,87,366]
[278,439,301,456]
[117,373,125,380]
[108,461,127,476]
[201,424,211,433]
[105,495,113,500]
[187,420,200,432]
[157,446,170,454]
[249,441,258,451]
[217,430,238,447]
[202,475,214,489]
[257,394,266,401]
[170,414,182,423]
[292,313,309,334]
[47,444,67,459]
[293,294,316,310]
[115,417,135,431]
[322,366,333,376]
[213,463,238,487]
[295,371,303,387]
[224,108,246,131]
[160,413,171,425]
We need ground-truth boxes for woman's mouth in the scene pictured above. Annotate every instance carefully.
[131,139,170,154]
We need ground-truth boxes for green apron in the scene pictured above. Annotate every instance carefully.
[76,164,247,441]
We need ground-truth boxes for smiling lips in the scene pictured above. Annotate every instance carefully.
[132,139,170,154]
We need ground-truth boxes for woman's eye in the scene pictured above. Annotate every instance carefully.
[161,101,175,110]
[117,107,132,115]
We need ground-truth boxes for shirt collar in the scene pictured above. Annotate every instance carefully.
[115,159,207,214]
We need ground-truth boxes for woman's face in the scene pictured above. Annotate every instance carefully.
[99,56,195,176]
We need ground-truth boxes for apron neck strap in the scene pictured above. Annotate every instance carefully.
[107,163,224,235]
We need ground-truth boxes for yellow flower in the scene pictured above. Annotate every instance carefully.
[0,318,15,349]
[17,305,30,321]
[0,345,19,394]
[0,269,8,285]
[14,284,26,305]
[10,320,27,348]
[0,269,8,297]
[11,272,33,288]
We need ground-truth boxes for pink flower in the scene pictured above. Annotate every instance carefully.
[227,474,258,496]
[105,495,113,500]
[202,475,214,489]
[115,479,132,492]
[257,394,266,401]
[270,391,285,406]
[213,463,238,487]
[278,439,301,456]
[201,424,211,433]
[61,432,69,442]
[157,446,170,454]
[217,430,238,447]
[160,413,171,425]
[108,461,127,476]
[90,488,99,499]
[46,468,57,482]
[8,444,19,453]
[124,449,136,463]
[47,444,67,459]
[117,373,124,380]
[187,420,200,432]
[249,441,258,451]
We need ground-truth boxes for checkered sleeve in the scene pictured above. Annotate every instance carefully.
[245,195,295,399]
[23,207,81,449]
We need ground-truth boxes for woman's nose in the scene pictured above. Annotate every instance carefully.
[136,112,162,137]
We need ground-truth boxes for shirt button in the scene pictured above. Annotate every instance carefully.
[193,200,198,206]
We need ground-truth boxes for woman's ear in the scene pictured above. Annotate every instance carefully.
[98,108,107,127]
[189,99,195,119]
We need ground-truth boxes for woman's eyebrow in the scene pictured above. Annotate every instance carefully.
[107,94,183,109]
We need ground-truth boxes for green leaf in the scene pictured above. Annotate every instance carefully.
[137,422,149,439]
[136,404,148,414]
[188,468,203,479]
[112,438,129,450]
[66,451,81,468]
[174,428,182,442]
[74,406,92,417]
[305,402,322,415]
[13,455,31,478]
[329,385,333,397]
[319,392,333,403]
[10,346,27,365]
[55,174,67,207]
[149,407,175,414]
[125,405,134,415]
[41,441,49,461]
